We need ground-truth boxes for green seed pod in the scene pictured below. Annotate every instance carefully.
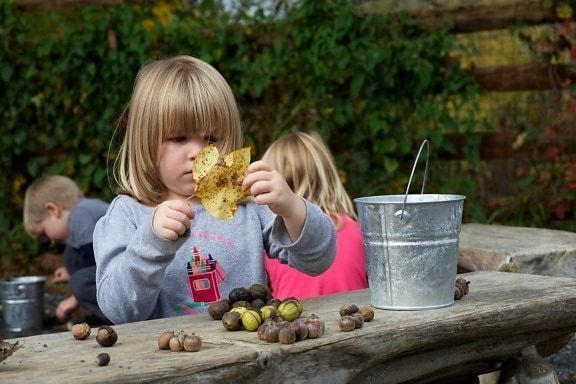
[278,301,300,322]
[260,305,282,322]
[242,310,262,332]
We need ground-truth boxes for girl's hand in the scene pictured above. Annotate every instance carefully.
[243,161,306,240]
[152,200,195,241]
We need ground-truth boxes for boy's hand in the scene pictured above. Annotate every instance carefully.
[152,200,195,241]
[242,161,306,241]
[52,266,70,283]
[56,295,79,323]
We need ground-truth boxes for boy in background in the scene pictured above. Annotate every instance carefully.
[23,175,109,324]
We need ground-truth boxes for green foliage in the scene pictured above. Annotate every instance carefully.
[0,0,481,272]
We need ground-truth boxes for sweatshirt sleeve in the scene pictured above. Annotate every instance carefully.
[93,197,186,324]
[265,199,336,276]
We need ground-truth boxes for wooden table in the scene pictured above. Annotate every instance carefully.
[459,223,576,276]
[2,271,576,384]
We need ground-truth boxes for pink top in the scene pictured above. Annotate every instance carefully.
[265,214,368,300]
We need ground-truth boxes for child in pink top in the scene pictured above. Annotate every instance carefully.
[262,131,368,299]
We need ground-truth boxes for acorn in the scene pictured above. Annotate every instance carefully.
[304,314,325,339]
[359,306,375,322]
[454,284,464,300]
[339,304,359,317]
[278,300,300,322]
[351,313,364,328]
[176,330,188,346]
[71,322,91,340]
[182,334,202,352]
[96,352,110,366]
[222,311,243,331]
[96,325,118,347]
[208,300,230,320]
[229,287,252,304]
[169,336,183,352]
[288,320,308,341]
[455,277,470,295]
[257,322,269,341]
[248,283,269,301]
[263,322,281,343]
[266,298,282,308]
[242,309,262,332]
[339,316,356,332]
[158,330,175,350]
[278,327,296,344]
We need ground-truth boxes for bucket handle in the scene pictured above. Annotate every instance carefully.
[400,139,429,220]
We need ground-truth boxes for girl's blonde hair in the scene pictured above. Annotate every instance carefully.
[262,131,358,223]
[113,55,243,205]
[23,175,83,238]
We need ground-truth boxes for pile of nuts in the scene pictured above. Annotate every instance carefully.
[454,277,471,300]
[157,330,202,352]
[257,314,325,344]
[208,284,305,333]
[207,284,326,344]
[338,304,374,332]
[70,323,118,367]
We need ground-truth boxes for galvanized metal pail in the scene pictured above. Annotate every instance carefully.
[0,276,46,332]
[354,141,465,310]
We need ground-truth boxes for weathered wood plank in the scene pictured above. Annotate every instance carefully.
[362,0,556,33]
[459,223,576,276]
[2,271,576,383]
[472,63,576,92]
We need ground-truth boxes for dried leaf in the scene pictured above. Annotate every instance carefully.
[193,145,251,220]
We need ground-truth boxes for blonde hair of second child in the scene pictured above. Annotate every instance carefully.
[261,131,358,229]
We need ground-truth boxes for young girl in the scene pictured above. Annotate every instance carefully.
[261,131,368,299]
[93,56,336,324]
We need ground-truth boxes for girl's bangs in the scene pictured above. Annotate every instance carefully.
[160,85,227,141]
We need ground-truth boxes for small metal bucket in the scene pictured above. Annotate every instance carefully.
[354,141,465,310]
[0,276,46,332]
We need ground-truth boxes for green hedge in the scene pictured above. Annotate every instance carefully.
[0,0,480,276]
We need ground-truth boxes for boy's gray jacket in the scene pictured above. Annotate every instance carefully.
[94,195,336,324]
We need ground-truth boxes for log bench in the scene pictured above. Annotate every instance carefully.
[2,271,576,384]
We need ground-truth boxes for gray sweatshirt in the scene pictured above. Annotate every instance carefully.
[94,195,336,324]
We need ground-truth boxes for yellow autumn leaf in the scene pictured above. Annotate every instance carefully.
[193,145,251,220]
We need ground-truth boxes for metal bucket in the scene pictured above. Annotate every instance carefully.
[354,141,465,310]
[0,276,46,332]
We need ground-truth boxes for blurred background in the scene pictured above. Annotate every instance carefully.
[1,0,576,278]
